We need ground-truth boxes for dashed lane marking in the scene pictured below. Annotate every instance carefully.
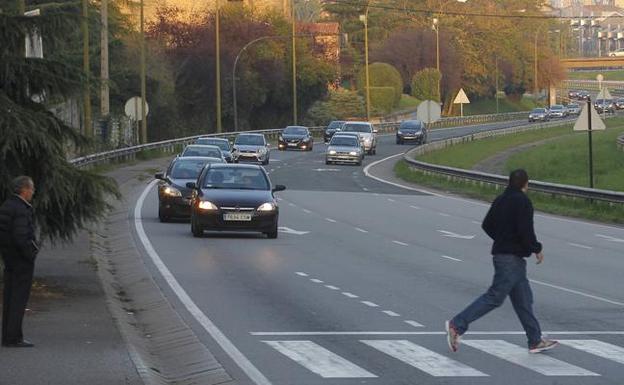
[325,218,337,223]
[568,242,593,250]
[342,292,359,298]
[355,227,369,233]
[361,301,380,308]
[404,320,425,328]
[310,279,324,283]
[382,310,401,317]
[325,285,340,290]
[295,272,308,277]
[441,255,462,262]
[392,240,409,246]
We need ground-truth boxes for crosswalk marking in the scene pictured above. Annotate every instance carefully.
[362,340,488,377]
[263,341,377,378]
[560,340,624,365]
[463,340,599,376]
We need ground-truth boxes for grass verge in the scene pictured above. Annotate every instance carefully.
[567,70,624,81]
[395,160,624,225]
[461,97,540,116]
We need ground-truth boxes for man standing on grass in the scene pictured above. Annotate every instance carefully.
[0,176,39,348]
[445,169,558,354]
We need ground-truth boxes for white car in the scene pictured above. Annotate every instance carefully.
[340,121,378,155]
[609,48,624,57]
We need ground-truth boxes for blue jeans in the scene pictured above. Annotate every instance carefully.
[451,254,542,347]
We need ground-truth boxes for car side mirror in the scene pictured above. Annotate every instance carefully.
[272,184,286,193]
[373,129,379,134]
[155,172,165,180]
[186,182,197,189]
[267,143,271,147]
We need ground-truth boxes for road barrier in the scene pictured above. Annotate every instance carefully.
[402,120,624,204]
[618,134,624,151]
[382,110,529,128]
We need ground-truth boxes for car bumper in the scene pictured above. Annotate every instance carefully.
[194,210,278,232]
[397,134,424,141]
[160,196,193,217]
[528,116,547,121]
[326,154,360,163]
[235,153,267,162]
[550,113,564,118]
[278,141,311,150]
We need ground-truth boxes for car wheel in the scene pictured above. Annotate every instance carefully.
[325,160,331,165]
[372,147,376,155]
[266,225,278,239]
[262,158,269,165]
[191,216,203,238]
[158,207,169,223]
[356,158,362,166]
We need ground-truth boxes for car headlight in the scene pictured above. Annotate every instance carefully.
[303,137,310,142]
[349,151,357,156]
[257,202,276,211]
[397,130,403,134]
[258,147,267,154]
[329,150,337,155]
[163,186,182,197]
[364,137,372,143]
[198,200,218,210]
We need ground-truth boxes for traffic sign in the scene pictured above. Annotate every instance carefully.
[596,87,612,100]
[453,88,470,117]
[416,100,441,124]
[574,103,605,131]
[124,97,149,121]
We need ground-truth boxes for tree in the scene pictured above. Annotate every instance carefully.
[411,68,441,102]
[304,88,365,125]
[356,62,403,107]
[0,6,119,242]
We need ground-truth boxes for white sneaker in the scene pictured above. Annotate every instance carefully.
[529,339,559,354]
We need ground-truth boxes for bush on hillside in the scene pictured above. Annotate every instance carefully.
[356,62,403,106]
[411,68,441,102]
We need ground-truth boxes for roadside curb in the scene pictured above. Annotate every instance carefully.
[91,163,237,385]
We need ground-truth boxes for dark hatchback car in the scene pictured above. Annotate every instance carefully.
[278,126,313,151]
[396,120,428,145]
[188,164,286,238]
[324,120,346,143]
[155,156,224,222]
[196,137,233,162]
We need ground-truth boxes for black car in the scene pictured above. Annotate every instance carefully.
[568,90,580,99]
[324,120,346,143]
[577,90,590,100]
[594,99,615,114]
[196,137,233,162]
[155,156,224,222]
[180,144,225,161]
[188,163,286,238]
[615,98,624,110]
[278,126,313,151]
[396,120,428,145]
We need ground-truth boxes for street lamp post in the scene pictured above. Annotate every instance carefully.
[291,0,297,125]
[534,30,538,103]
[432,17,440,101]
[215,0,222,133]
[360,1,372,121]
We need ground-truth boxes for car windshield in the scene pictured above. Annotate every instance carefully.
[342,123,372,133]
[330,136,359,147]
[182,146,222,158]
[551,105,563,110]
[532,109,546,113]
[203,168,269,190]
[597,99,610,104]
[567,104,579,107]
[400,122,423,130]
[283,127,308,135]
[327,121,344,129]
[235,135,265,146]
[196,138,230,151]
[170,159,211,179]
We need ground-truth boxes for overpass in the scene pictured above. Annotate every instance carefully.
[561,57,624,69]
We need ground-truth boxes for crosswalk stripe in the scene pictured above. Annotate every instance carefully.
[463,340,599,376]
[362,340,488,377]
[263,341,377,378]
[559,340,624,365]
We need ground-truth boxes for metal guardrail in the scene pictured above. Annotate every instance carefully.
[382,110,529,128]
[403,120,624,204]
[618,134,624,151]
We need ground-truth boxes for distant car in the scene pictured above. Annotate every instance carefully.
[340,121,378,155]
[181,145,225,162]
[324,120,345,143]
[615,98,624,110]
[568,90,580,99]
[566,103,581,115]
[594,99,615,113]
[195,137,233,162]
[188,163,286,238]
[609,48,624,57]
[396,120,428,145]
[232,133,270,165]
[548,104,567,118]
[326,134,364,165]
[528,108,549,122]
[577,90,591,100]
[278,126,313,151]
[155,156,224,222]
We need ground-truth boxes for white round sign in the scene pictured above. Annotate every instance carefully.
[124,96,149,121]
[416,100,442,124]
[596,74,604,82]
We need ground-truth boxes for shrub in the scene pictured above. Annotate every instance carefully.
[411,68,441,102]
[357,62,403,106]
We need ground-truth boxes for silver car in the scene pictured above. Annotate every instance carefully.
[566,103,581,115]
[340,121,378,155]
[528,108,549,122]
[180,145,226,162]
[326,134,364,165]
[232,133,270,165]
[548,104,567,118]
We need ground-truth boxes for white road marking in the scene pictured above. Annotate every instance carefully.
[355,227,369,233]
[529,279,624,307]
[441,255,463,262]
[251,331,624,336]
[361,301,379,307]
[439,213,451,217]
[559,340,624,365]
[342,292,359,298]
[325,218,337,223]
[263,341,377,378]
[404,320,425,328]
[310,279,324,283]
[363,153,444,197]
[362,340,488,377]
[392,240,409,246]
[288,203,295,207]
[472,220,481,225]
[134,181,273,385]
[295,272,308,277]
[437,230,475,240]
[313,168,341,172]
[596,234,624,243]
[568,242,593,250]
[382,310,401,317]
[302,209,312,214]
[462,340,598,376]
[325,285,340,290]
[278,227,310,235]
[387,198,396,202]
[362,187,369,191]
[373,193,380,196]
[270,169,275,172]
[410,205,420,210]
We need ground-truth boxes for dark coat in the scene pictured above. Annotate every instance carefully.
[482,186,543,258]
[0,195,38,264]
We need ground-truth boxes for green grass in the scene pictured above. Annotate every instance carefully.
[395,160,624,225]
[460,97,540,116]
[567,70,624,81]
[398,94,421,110]
[416,124,576,169]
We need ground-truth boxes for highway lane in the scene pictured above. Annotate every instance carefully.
[130,119,624,385]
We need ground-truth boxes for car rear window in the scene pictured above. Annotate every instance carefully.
[196,138,230,151]
[182,146,222,158]
[170,159,211,179]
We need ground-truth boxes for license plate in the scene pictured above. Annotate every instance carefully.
[183,199,192,205]
[224,213,252,221]
[288,143,298,147]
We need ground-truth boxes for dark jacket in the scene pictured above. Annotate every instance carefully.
[0,195,38,263]
[482,186,542,258]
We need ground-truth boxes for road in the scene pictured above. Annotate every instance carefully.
[130,118,624,385]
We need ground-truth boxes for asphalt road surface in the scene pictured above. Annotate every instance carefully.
[130,118,624,385]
